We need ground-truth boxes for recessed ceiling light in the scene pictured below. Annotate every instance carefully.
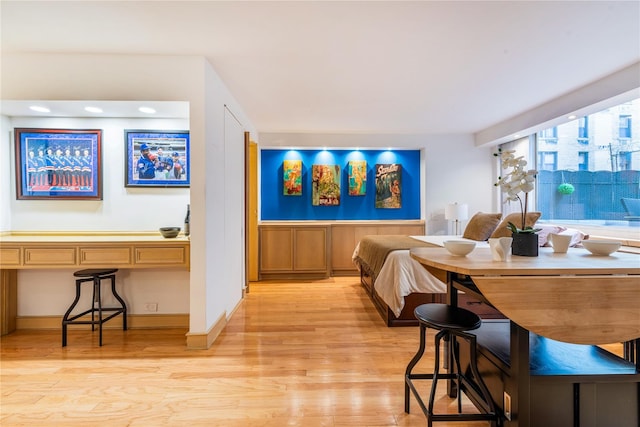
[84,106,103,113]
[29,105,50,113]
[568,115,577,120]
[138,106,156,114]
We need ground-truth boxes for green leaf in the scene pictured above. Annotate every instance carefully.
[507,222,541,234]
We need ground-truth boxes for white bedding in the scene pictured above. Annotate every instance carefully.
[352,235,486,317]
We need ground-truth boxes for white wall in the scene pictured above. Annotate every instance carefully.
[2,115,191,316]
[6,116,190,231]
[0,115,11,231]
[1,53,256,337]
[258,132,498,234]
[17,269,189,317]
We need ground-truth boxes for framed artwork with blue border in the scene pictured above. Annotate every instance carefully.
[15,128,103,200]
[124,129,190,188]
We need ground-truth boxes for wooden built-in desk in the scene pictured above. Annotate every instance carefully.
[0,232,190,335]
[410,246,640,427]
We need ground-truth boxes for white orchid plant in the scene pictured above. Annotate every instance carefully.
[494,148,540,234]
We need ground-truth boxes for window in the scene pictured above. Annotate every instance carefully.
[619,115,631,139]
[619,151,632,170]
[578,151,588,171]
[578,117,589,143]
[532,98,640,232]
[539,127,558,143]
[537,151,557,171]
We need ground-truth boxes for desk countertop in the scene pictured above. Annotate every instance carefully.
[0,232,190,244]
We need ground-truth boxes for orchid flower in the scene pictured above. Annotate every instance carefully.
[494,149,540,233]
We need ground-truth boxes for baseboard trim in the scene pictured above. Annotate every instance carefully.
[186,311,227,349]
[15,314,189,330]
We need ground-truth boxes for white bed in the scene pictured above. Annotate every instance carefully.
[352,235,489,320]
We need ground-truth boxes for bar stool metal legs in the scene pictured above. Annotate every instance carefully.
[62,269,127,347]
[404,304,501,426]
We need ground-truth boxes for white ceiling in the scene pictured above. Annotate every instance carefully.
[1,1,639,135]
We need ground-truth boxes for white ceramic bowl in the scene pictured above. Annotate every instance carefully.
[443,240,476,256]
[582,240,621,256]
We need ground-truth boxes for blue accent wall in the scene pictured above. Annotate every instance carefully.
[261,149,421,220]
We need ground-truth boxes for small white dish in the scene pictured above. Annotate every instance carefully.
[582,240,621,256]
[443,240,476,256]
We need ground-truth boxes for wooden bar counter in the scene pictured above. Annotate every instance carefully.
[0,232,190,335]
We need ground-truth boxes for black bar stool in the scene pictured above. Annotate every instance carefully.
[62,268,127,347]
[405,303,500,426]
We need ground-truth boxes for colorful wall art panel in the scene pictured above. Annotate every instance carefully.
[283,159,302,195]
[375,163,402,208]
[312,164,341,206]
[348,160,367,196]
[260,149,419,220]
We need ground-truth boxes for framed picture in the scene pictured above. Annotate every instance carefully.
[124,129,190,187]
[14,128,102,200]
[375,163,402,208]
[312,164,341,206]
[348,160,367,195]
[283,159,302,195]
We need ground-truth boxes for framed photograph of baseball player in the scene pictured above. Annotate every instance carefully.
[124,129,190,188]
[14,128,103,200]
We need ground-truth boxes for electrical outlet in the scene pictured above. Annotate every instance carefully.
[144,302,158,312]
[504,391,512,421]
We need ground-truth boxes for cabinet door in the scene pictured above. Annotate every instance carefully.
[294,228,327,271]
[330,226,357,271]
[260,227,294,272]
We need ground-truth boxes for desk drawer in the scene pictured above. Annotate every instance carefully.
[80,246,132,265]
[134,246,187,266]
[0,248,21,266]
[24,247,76,266]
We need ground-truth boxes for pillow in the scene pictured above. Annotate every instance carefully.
[490,211,542,239]
[462,212,503,241]
[536,224,567,246]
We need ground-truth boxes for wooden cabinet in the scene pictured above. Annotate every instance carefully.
[0,236,190,270]
[330,221,425,275]
[259,225,329,279]
[258,221,424,278]
[0,233,191,336]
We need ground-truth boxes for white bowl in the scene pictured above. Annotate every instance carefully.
[443,240,476,256]
[582,240,621,256]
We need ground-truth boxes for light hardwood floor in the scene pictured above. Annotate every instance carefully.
[1,277,493,426]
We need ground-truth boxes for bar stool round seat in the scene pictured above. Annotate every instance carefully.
[74,268,119,278]
[405,303,500,427]
[62,268,127,347]
[414,304,482,332]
